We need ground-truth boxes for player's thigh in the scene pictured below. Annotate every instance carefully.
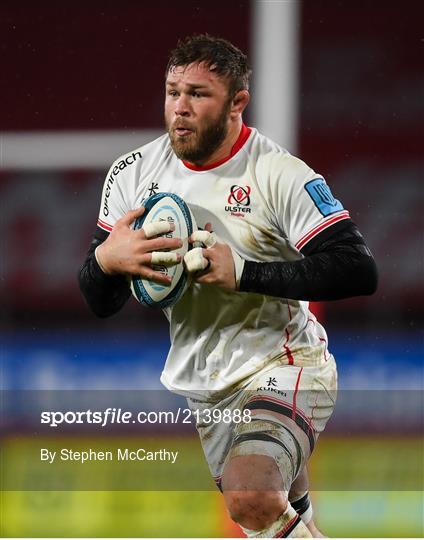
[224,358,337,490]
[188,357,337,491]
[186,394,239,490]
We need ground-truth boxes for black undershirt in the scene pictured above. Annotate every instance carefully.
[78,219,378,317]
[239,219,378,301]
[78,229,131,318]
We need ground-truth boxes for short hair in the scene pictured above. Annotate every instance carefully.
[166,34,251,97]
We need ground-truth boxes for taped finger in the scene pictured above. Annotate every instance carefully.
[191,230,217,248]
[184,247,209,273]
[151,251,180,266]
[143,220,173,239]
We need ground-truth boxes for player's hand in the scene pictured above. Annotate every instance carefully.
[184,223,244,291]
[95,207,183,285]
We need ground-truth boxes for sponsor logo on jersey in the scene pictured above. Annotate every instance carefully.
[103,151,142,216]
[304,177,344,217]
[225,185,252,216]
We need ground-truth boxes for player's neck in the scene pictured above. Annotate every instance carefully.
[193,119,243,168]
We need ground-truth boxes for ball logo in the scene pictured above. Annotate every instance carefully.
[228,185,251,206]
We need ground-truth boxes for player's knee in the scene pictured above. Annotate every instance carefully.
[224,490,287,530]
[222,453,290,529]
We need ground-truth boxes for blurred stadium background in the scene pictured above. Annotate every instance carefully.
[1,1,423,537]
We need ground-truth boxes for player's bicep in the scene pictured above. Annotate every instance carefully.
[289,177,350,251]
[269,156,350,250]
[299,218,367,256]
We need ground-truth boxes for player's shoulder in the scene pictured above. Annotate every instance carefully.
[249,128,288,157]
[108,132,171,177]
[250,129,314,184]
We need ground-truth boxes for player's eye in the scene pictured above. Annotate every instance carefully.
[168,90,179,97]
[192,91,203,98]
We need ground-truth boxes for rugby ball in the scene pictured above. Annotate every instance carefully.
[131,192,197,308]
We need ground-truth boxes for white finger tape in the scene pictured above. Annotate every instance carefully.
[191,230,217,248]
[143,220,173,239]
[184,247,209,273]
[151,251,179,266]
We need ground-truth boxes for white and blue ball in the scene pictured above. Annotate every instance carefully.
[131,192,196,308]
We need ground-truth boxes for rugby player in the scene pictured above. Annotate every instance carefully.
[79,35,377,538]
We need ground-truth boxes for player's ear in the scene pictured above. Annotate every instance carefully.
[230,90,250,117]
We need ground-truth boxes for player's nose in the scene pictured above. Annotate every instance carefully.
[174,94,191,116]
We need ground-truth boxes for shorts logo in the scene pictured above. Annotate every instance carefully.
[304,178,344,217]
[225,185,252,216]
[256,386,287,397]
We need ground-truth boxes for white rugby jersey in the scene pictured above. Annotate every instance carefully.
[97,125,350,399]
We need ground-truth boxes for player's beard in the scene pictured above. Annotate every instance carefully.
[166,101,231,164]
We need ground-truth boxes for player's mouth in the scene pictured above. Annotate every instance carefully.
[173,124,194,137]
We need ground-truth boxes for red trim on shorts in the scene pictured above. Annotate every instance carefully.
[182,124,252,171]
[274,515,301,537]
[243,394,316,452]
[309,391,319,438]
[97,218,113,232]
[295,210,350,251]
[292,368,303,421]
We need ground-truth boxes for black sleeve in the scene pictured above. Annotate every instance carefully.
[239,219,378,301]
[78,228,131,317]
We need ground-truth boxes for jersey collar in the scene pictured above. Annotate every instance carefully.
[182,124,252,172]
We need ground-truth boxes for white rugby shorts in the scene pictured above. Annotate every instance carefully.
[187,355,337,491]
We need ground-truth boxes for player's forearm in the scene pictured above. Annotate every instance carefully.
[239,221,378,301]
[239,249,377,301]
[78,238,131,317]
